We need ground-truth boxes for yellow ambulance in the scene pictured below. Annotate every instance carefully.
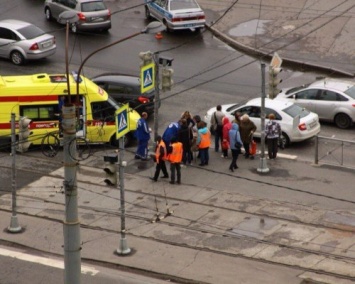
[0,73,140,148]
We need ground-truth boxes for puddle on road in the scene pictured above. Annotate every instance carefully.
[228,216,279,239]
[229,19,271,37]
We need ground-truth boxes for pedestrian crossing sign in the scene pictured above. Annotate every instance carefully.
[140,62,155,93]
[115,104,130,139]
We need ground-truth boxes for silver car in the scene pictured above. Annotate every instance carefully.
[0,19,56,65]
[44,0,111,33]
[277,78,355,129]
[145,0,206,32]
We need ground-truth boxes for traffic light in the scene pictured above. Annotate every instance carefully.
[268,66,282,99]
[17,116,32,153]
[161,68,174,92]
[103,154,118,186]
[139,51,153,67]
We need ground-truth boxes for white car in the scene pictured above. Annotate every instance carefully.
[145,0,206,32]
[0,19,56,65]
[204,98,321,147]
[276,78,355,129]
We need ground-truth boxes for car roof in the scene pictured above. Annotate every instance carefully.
[92,74,140,86]
[245,97,294,109]
[309,78,355,92]
[0,19,31,29]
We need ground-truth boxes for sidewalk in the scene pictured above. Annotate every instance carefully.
[1,146,355,283]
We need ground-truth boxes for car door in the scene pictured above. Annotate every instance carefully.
[314,90,338,120]
[291,88,319,113]
[0,27,18,58]
[149,0,165,21]
[50,0,72,19]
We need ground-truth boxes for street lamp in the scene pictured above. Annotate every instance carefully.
[73,22,165,256]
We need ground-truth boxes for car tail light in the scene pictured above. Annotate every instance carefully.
[198,15,205,20]
[108,9,111,19]
[53,37,56,44]
[298,123,307,131]
[78,13,86,21]
[29,43,39,50]
[138,96,150,104]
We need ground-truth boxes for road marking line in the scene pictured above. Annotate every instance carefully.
[0,247,99,275]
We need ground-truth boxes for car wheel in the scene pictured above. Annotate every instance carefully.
[145,7,151,19]
[163,19,172,32]
[10,51,25,65]
[45,8,52,21]
[70,23,77,33]
[279,132,290,148]
[334,113,352,129]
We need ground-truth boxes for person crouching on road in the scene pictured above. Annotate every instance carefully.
[265,113,281,159]
[197,121,211,166]
[135,112,150,160]
[167,137,183,184]
[150,135,169,182]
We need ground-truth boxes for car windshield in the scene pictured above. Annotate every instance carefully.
[170,0,200,10]
[344,86,355,99]
[17,25,45,39]
[285,84,311,95]
[282,104,310,118]
[82,1,107,12]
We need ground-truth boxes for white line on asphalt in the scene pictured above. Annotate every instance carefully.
[0,247,99,276]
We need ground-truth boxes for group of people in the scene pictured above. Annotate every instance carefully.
[210,105,282,169]
[134,107,282,185]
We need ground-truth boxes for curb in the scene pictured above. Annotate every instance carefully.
[206,25,354,78]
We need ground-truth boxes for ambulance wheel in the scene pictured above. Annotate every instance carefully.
[10,51,25,65]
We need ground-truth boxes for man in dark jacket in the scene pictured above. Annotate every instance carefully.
[177,119,193,165]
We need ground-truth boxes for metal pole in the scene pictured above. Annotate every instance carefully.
[63,20,81,284]
[257,63,269,173]
[63,105,81,284]
[314,135,319,165]
[153,52,160,141]
[8,113,21,233]
[116,137,131,255]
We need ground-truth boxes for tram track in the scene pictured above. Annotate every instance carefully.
[1,152,355,281]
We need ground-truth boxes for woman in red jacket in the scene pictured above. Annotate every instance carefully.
[221,116,232,158]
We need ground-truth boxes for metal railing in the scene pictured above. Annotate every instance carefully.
[314,135,355,169]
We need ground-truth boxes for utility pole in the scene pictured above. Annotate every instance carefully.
[8,113,22,233]
[58,10,81,284]
[257,63,269,173]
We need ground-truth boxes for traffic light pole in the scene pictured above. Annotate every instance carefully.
[116,137,131,255]
[257,63,269,173]
[153,52,160,141]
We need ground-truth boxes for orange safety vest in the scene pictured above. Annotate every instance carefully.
[198,131,211,149]
[168,142,183,163]
[155,140,167,163]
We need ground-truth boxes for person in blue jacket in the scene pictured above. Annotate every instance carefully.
[135,112,151,160]
[162,121,180,146]
[228,123,243,172]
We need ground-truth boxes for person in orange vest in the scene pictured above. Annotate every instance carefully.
[197,121,211,166]
[150,135,169,182]
[167,136,183,184]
